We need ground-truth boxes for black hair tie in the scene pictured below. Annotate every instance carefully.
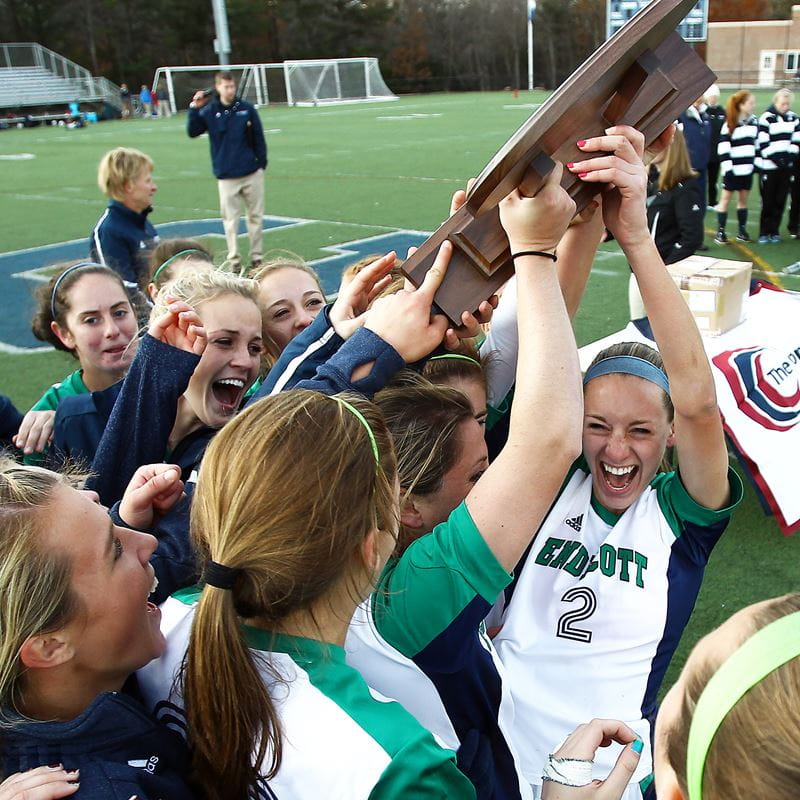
[203,560,241,590]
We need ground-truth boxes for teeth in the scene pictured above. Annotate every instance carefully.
[603,463,635,476]
[150,574,159,595]
[217,378,244,388]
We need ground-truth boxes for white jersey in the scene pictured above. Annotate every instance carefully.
[493,460,741,791]
[138,589,474,800]
[345,600,460,751]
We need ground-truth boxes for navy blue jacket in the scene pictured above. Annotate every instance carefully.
[188,96,267,179]
[0,394,22,453]
[680,108,712,172]
[706,104,726,165]
[52,381,122,469]
[2,691,194,800]
[89,200,159,286]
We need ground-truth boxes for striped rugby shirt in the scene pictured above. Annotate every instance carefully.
[758,106,799,171]
[718,115,759,177]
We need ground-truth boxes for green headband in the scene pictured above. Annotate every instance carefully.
[332,396,379,463]
[429,354,481,367]
[152,249,208,283]
[686,609,800,800]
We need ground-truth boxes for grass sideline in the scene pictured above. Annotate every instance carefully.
[1,90,799,692]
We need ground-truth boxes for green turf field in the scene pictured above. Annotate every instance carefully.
[1,89,799,690]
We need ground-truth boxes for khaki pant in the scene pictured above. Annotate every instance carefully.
[217,168,264,267]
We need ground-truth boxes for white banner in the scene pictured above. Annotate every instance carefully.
[579,284,800,535]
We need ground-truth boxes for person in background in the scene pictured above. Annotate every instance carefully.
[704,84,726,209]
[141,239,215,303]
[157,86,172,118]
[645,128,704,264]
[120,83,132,119]
[715,90,758,244]
[757,88,799,244]
[188,71,267,274]
[678,96,711,209]
[139,84,152,117]
[89,147,160,289]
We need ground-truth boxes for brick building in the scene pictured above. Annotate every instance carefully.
[706,4,800,87]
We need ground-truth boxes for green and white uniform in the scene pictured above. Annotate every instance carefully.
[137,589,475,800]
[493,459,743,797]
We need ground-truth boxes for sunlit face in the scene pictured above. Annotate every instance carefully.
[775,94,792,114]
[740,94,756,117]
[583,373,674,514]
[215,78,237,106]
[53,273,138,386]
[412,418,489,532]
[257,268,325,355]
[435,375,488,426]
[183,294,263,429]
[122,168,157,213]
[40,486,164,687]
[653,601,769,798]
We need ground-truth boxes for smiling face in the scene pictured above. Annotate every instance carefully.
[53,272,138,390]
[39,486,164,689]
[775,93,792,114]
[122,167,157,213]
[583,373,674,514]
[257,267,325,355]
[183,293,263,429]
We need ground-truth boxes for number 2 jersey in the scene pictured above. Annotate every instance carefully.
[493,459,743,789]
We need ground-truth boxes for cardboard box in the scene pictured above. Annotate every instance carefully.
[667,255,752,335]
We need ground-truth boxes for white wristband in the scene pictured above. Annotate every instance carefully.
[541,754,593,787]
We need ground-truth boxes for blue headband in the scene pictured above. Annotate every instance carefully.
[583,355,670,395]
[50,262,103,320]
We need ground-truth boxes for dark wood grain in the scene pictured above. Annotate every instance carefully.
[401,0,716,324]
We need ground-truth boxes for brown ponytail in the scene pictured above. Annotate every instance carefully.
[183,390,397,798]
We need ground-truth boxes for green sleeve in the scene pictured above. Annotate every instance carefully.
[374,502,511,657]
[369,739,475,800]
[653,466,744,537]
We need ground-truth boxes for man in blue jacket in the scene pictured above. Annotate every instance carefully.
[188,71,267,273]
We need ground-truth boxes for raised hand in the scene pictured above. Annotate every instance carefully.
[330,251,397,339]
[148,297,206,356]
[118,462,185,530]
[13,409,55,455]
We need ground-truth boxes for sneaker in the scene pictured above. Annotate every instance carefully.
[789,231,799,239]
[769,234,781,243]
[736,230,752,242]
[757,235,770,244]
[714,230,728,244]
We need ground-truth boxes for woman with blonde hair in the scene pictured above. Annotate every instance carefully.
[89,147,159,287]
[646,128,704,264]
[715,90,758,243]
[0,457,194,799]
[654,592,800,799]
[88,269,263,505]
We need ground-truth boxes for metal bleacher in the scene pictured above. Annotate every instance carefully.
[0,43,122,114]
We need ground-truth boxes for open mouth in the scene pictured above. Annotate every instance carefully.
[601,461,638,493]
[211,378,246,415]
[105,345,128,356]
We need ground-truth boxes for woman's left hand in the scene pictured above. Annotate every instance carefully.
[541,718,643,800]
[566,125,649,248]
[119,463,185,530]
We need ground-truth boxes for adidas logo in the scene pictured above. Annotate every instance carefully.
[565,514,583,532]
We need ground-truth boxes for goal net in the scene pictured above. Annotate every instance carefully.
[152,58,396,113]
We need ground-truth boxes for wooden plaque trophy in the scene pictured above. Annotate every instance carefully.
[401,0,716,324]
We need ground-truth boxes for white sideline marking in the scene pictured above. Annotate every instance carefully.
[0,153,35,160]
[502,104,541,110]
[377,113,443,121]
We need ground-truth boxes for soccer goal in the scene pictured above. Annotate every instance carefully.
[152,57,397,114]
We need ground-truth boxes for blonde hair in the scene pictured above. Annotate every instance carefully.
[150,269,259,321]
[666,593,800,800]
[183,390,398,798]
[97,147,154,200]
[250,255,323,293]
[658,129,698,192]
[773,88,794,106]
[0,459,85,724]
